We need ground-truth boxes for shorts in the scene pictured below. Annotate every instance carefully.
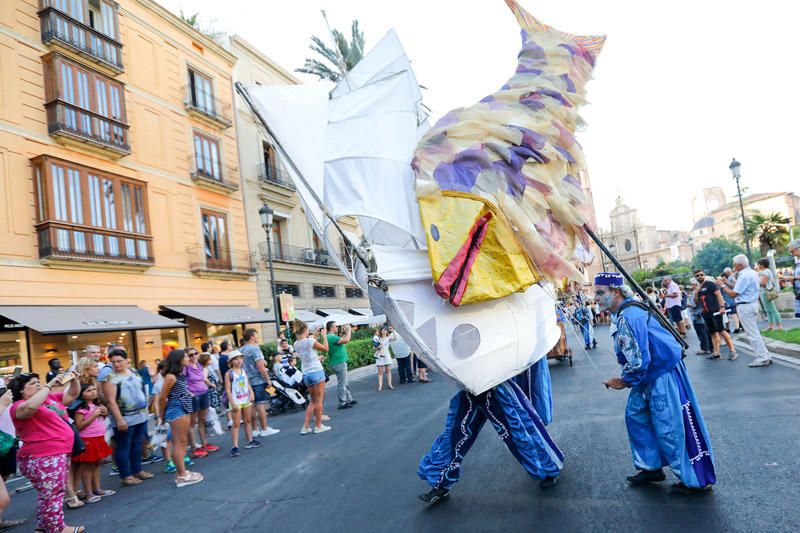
[416,358,427,369]
[303,370,326,387]
[251,383,268,405]
[703,313,725,334]
[667,306,683,323]
[165,400,190,422]
[0,443,18,478]
[191,391,210,412]
[231,402,252,411]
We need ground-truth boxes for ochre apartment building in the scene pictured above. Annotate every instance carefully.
[0,0,269,377]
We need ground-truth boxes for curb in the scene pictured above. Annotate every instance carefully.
[732,336,800,368]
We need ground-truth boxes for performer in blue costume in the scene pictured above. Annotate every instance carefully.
[594,272,716,490]
[418,357,562,504]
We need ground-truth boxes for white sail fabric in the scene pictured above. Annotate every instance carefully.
[245,84,329,235]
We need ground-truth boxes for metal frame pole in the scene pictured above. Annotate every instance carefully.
[583,224,689,350]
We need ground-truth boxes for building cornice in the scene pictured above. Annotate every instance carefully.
[131,0,237,66]
[229,34,299,84]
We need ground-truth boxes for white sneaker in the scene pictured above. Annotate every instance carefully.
[748,358,772,367]
[300,426,312,435]
[313,424,331,434]
[226,420,233,429]
[262,427,280,437]
[729,352,738,361]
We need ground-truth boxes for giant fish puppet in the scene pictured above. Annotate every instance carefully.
[414,0,605,503]
[238,0,604,506]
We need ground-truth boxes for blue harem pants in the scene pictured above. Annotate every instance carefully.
[626,360,716,488]
[418,358,563,489]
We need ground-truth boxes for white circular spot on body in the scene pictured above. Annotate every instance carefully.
[451,323,481,359]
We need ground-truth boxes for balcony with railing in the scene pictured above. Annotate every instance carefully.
[258,242,337,269]
[189,155,239,193]
[46,100,130,156]
[257,163,295,191]
[187,245,255,280]
[183,85,232,129]
[38,4,124,75]
[37,221,154,269]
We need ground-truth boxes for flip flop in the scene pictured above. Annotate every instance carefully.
[0,519,26,531]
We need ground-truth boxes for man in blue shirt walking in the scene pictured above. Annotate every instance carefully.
[594,272,716,490]
[716,254,772,367]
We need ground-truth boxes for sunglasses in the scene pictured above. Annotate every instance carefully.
[694,274,704,278]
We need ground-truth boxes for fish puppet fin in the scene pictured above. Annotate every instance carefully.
[419,190,538,306]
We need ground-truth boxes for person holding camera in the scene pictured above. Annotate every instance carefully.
[373,327,394,391]
[8,370,84,533]
[293,321,329,435]
[326,321,357,410]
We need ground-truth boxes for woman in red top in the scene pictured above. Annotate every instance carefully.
[8,371,84,533]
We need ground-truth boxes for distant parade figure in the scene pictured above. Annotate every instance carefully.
[594,272,716,490]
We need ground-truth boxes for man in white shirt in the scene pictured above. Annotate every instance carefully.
[717,254,772,367]
[662,277,686,336]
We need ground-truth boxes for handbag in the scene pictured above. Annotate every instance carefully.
[766,277,779,301]
[68,422,86,457]
[0,430,17,457]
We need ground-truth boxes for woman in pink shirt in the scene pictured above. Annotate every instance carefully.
[8,371,84,533]
[183,348,218,457]
[72,384,114,504]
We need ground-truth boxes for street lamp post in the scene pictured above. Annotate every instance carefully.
[687,236,695,261]
[259,203,282,340]
[729,158,752,261]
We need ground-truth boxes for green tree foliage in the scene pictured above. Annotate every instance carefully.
[297,14,365,82]
[692,238,746,276]
[631,260,693,286]
[743,211,791,256]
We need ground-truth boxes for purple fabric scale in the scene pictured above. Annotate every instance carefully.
[433,148,491,192]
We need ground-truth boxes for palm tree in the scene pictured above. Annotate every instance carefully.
[742,211,791,255]
[297,13,365,83]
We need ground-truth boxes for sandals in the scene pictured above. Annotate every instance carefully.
[94,489,116,497]
[65,495,85,509]
[135,471,154,480]
[84,494,102,504]
[120,477,142,486]
[0,518,26,531]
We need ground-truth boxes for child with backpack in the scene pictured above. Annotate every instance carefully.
[224,350,261,457]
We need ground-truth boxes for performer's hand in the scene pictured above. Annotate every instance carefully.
[603,377,626,390]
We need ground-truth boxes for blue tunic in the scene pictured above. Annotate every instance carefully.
[612,299,717,488]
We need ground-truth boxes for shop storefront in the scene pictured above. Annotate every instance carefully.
[0,305,186,378]
[158,305,274,349]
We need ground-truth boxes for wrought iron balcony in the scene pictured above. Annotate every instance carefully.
[189,155,239,192]
[37,221,153,268]
[256,163,295,190]
[187,245,255,279]
[46,100,130,156]
[259,242,336,268]
[183,85,232,129]
[38,5,124,75]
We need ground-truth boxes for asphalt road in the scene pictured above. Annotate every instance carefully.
[6,324,800,532]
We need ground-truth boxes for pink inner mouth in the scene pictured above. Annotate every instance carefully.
[434,212,493,306]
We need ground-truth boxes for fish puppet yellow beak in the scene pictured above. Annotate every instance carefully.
[419,190,538,306]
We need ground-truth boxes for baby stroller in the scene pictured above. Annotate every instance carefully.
[265,365,307,415]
